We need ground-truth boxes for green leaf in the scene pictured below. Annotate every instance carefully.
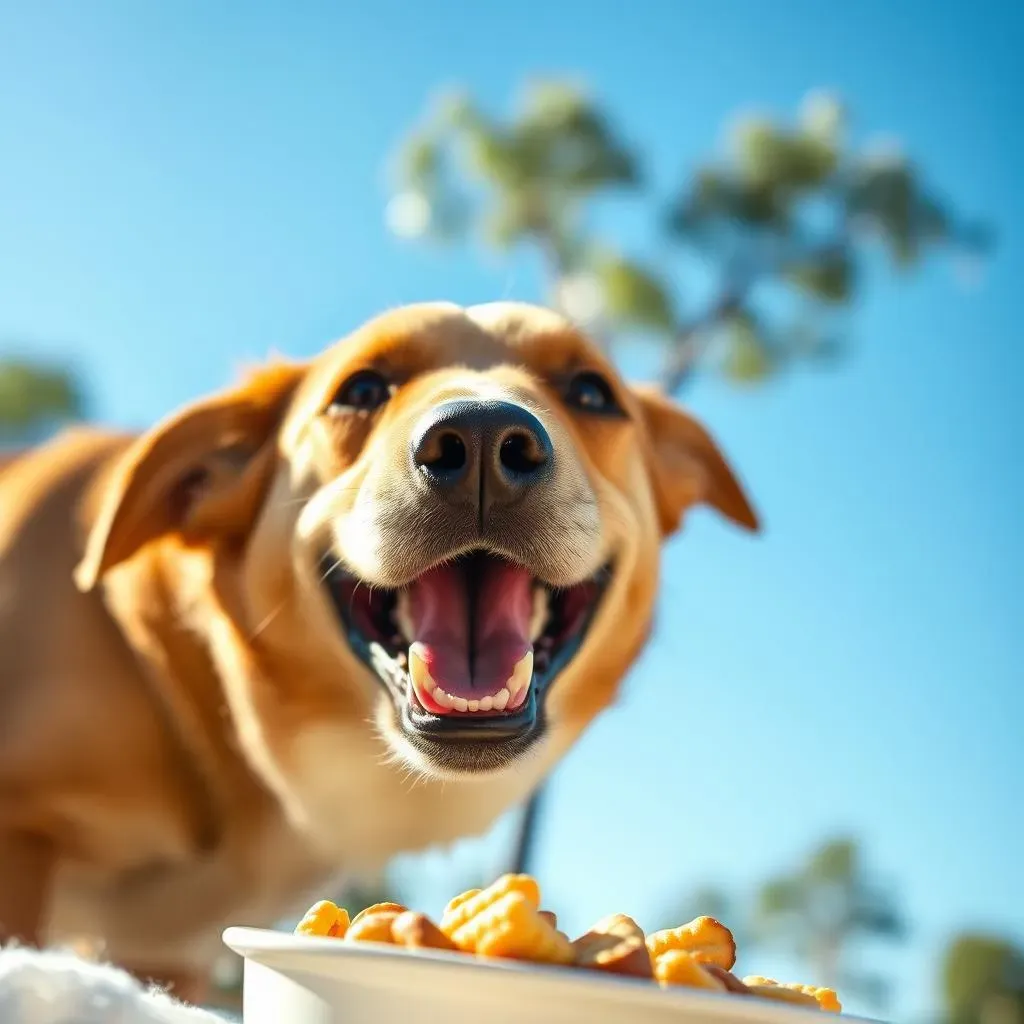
[732,180,787,225]
[397,132,441,187]
[799,91,846,142]
[483,193,537,248]
[723,313,774,383]
[757,876,805,917]
[590,255,676,332]
[807,839,857,883]
[463,130,525,188]
[733,115,837,192]
[732,117,787,186]
[785,133,839,187]
[786,251,855,303]
[434,89,478,130]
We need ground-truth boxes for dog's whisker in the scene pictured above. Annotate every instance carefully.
[249,599,290,639]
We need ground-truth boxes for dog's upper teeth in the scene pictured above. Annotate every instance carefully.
[529,587,550,642]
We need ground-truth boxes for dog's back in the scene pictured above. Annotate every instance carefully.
[0,431,227,955]
[0,429,137,766]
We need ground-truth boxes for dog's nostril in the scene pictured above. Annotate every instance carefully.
[499,430,547,476]
[422,431,467,474]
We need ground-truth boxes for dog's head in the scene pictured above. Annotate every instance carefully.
[76,303,757,782]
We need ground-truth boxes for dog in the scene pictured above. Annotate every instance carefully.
[0,301,757,1004]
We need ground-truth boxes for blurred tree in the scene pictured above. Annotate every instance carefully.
[941,933,1024,1024]
[752,836,904,1008]
[385,81,992,881]
[0,355,85,446]
[387,83,991,393]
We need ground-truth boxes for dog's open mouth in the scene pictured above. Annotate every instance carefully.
[323,550,608,749]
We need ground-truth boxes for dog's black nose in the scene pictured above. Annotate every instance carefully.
[411,399,553,512]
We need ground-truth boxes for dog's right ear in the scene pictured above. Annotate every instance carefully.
[631,383,760,537]
[75,362,306,592]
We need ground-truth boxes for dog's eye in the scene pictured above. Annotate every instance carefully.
[330,370,391,412]
[566,371,620,415]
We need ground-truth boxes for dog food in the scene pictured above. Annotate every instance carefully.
[293,872,841,1012]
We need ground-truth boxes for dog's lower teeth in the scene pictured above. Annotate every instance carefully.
[406,643,529,715]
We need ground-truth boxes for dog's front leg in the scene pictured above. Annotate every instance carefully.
[0,831,55,946]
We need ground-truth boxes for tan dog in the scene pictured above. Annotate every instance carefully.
[0,302,757,1002]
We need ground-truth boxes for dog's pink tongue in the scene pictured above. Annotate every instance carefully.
[405,560,533,700]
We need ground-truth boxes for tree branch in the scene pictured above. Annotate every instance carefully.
[661,290,744,396]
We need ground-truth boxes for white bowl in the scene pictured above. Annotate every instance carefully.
[223,926,870,1024]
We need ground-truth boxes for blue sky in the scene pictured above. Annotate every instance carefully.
[1,1,1021,1019]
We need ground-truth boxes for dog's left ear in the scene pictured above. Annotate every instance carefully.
[75,363,305,592]
[631,383,760,537]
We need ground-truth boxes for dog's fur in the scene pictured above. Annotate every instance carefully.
[0,945,223,1023]
[0,302,757,1003]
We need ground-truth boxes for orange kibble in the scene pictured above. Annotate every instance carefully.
[745,983,821,1009]
[646,916,736,969]
[391,911,459,952]
[350,901,407,925]
[571,914,653,979]
[703,965,753,994]
[294,900,349,938]
[290,881,841,1012]
[449,890,573,965]
[439,874,542,940]
[442,888,481,918]
[654,950,727,990]
[799,985,841,1012]
[742,979,840,1012]
[743,975,778,987]
[345,910,401,944]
